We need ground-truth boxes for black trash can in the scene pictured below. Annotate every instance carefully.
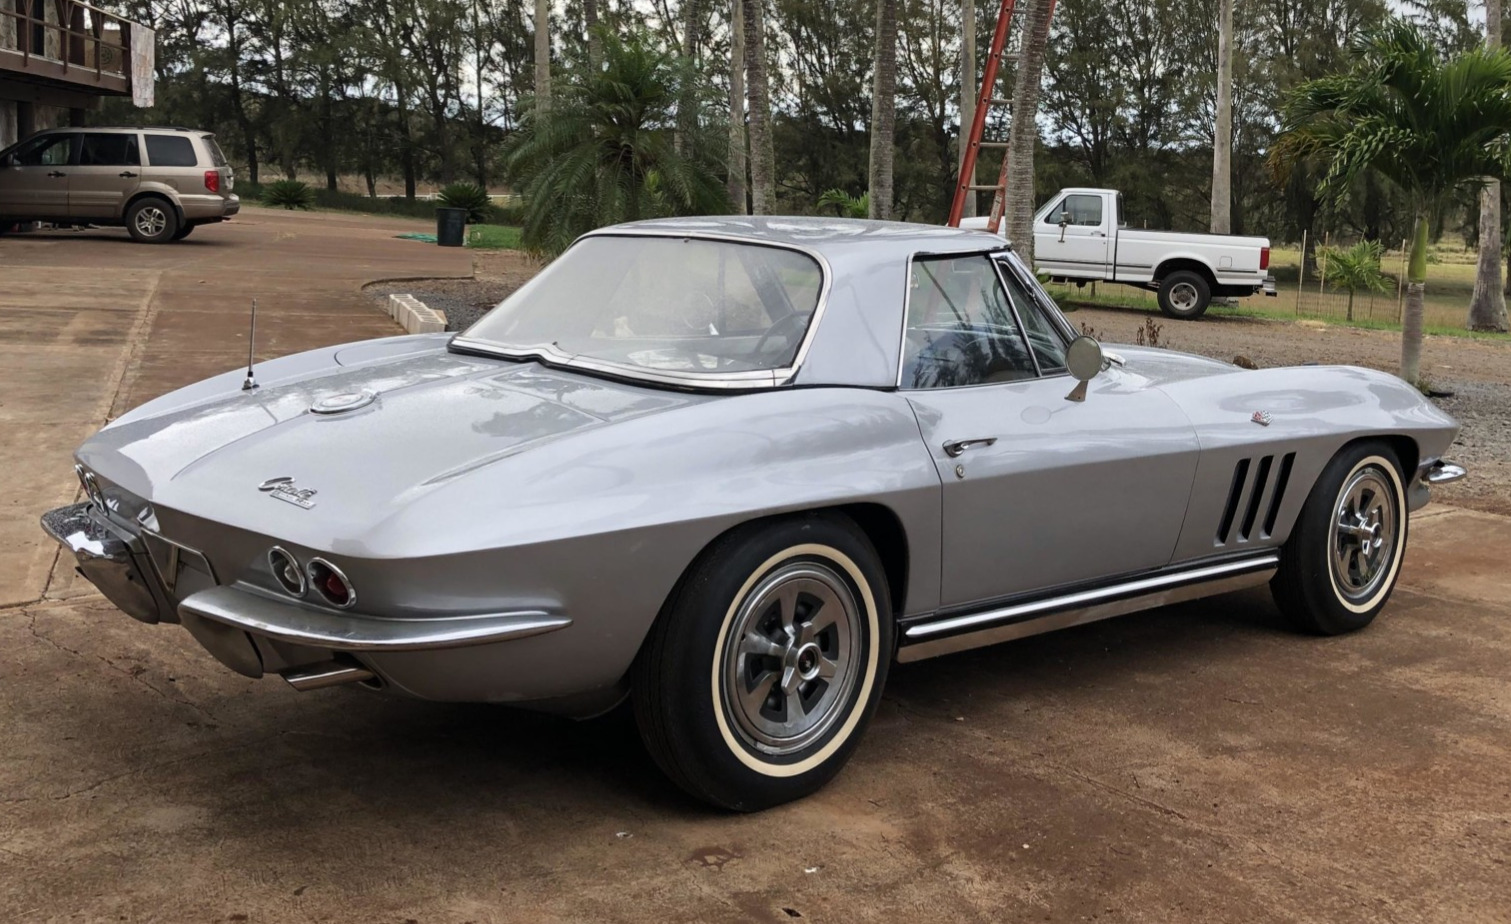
[436,207,467,247]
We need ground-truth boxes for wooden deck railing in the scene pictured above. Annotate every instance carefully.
[0,0,135,94]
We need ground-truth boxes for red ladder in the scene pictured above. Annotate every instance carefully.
[947,0,1056,231]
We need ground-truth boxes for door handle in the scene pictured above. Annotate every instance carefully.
[943,437,997,458]
[119,171,138,178]
[47,171,66,178]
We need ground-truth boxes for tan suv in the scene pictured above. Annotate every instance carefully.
[0,127,240,243]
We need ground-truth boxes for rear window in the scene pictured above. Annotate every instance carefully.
[202,136,228,168]
[144,135,198,167]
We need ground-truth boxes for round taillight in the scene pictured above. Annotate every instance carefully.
[307,558,356,609]
[267,547,305,596]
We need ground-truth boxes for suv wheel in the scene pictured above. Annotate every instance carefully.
[126,198,180,244]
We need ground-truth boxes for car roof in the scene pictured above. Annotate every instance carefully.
[35,126,207,134]
[589,216,1008,259]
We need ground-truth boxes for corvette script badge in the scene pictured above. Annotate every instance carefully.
[258,476,317,509]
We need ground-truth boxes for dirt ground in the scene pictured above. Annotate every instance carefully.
[7,220,1510,923]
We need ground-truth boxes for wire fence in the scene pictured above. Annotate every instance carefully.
[1282,230,1414,324]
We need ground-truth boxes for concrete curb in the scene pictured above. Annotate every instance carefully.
[387,293,447,335]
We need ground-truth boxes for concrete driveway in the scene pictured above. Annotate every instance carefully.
[0,207,471,606]
[2,212,1508,923]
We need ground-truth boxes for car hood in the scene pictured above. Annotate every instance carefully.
[1103,344,1239,388]
[79,342,707,543]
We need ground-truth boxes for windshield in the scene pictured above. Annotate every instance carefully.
[459,235,825,379]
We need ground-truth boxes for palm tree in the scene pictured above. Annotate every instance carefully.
[727,0,748,214]
[1272,19,1511,384]
[1001,0,1055,264]
[534,0,552,112]
[867,0,898,220]
[1470,0,1510,332]
[1319,240,1391,321]
[743,0,777,215]
[503,30,731,256]
[1211,0,1233,234]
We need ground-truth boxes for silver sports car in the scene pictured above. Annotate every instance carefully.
[44,217,1464,810]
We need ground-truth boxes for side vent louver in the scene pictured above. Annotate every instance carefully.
[1216,452,1296,546]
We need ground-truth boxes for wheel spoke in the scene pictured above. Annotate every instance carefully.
[783,686,809,727]
[774,584,801,634]
[815,655,839,680]
[739,632,785,660]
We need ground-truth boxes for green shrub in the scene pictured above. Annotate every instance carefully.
[261,179,315,210]
[438,182,495,223]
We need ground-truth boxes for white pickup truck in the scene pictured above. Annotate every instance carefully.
[964,187,1277,319]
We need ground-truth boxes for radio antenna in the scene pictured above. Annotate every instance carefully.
[241,298,259,391]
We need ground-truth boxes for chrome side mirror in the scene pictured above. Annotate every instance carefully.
[1064,335,1104,403]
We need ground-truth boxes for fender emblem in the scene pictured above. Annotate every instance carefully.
[1251,411,1272,427]
[258,476,317,509]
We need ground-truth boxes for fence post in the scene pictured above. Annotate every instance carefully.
[1397,238,1408,323]
[1319,232,1330,295]
[1296,229,1307,315]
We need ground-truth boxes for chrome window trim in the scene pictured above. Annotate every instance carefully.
[448,229,833,391]
[992,251,1080,346]
[894,246,1048,392]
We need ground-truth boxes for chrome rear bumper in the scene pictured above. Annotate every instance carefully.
[41,502,164,623]
[1410,458,1467,511]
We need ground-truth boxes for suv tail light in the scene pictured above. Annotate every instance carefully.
[1260,246,1271,271]
[204,171,220,193]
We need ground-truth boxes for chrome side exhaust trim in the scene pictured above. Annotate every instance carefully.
[282,662,376,692]
[898,553,1280,663]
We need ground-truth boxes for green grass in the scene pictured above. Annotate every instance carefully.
[466,224,524,250]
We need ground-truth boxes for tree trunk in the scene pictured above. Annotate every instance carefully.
[1470,0,1509,331]
[676,0,703,156]
[867,0,898,220]
[1402,214,1428,385]
[743,0,776,215]
[958,0,977,219]
[727,0,747,214]
[1210,0,1232,234]
[534,0,551,114]
[585,0,601,70]
[1001,0,1053,264]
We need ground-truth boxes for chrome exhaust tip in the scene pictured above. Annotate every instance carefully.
[281,662,376,692]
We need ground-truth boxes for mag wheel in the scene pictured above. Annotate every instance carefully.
[126,197,179,244]
[633,513,892,811]
[1272,442,1407,635]
[1158,270,1212,320]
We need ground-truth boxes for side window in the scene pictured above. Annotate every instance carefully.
[79,133,140,167]
[1063,194,1103,227]
[12,135,73,167]
[996,258,1069,373]
[144,135,198,167]
[901,255,1038,389]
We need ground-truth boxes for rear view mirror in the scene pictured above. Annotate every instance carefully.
[1064,335,1104,403]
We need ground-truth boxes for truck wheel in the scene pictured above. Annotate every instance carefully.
[1158,270,1212,320]
[126,197,180,244]
[632,513,892,811]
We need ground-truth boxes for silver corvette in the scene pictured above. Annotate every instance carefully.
[44,217,1464,810]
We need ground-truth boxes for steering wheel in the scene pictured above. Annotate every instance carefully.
[679,291,718,332]
[752,311,812,357]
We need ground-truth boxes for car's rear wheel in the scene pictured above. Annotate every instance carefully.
[1158,270,1212,320]
[1272,442,1407,635]
[633,513,892,811]
[126,197,179,244]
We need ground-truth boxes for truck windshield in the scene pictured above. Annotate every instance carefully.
[456,235,825,380]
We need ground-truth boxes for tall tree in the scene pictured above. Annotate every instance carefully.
[1470,0,1511,331]
[744,0,776,214]
[1002,0,1053,263]
[728,0,748,213]
[1274,20,1511,384]
[586,0,602,69]
[1210,0,1233,233]
[959,0,977,219]
[535,0,552,112]
[867,0,898,219]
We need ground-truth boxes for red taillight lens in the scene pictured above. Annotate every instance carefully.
[204,171,220,193]
[1260,246,1270,270]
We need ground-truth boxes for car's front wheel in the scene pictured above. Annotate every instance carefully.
[1272,442,1408,635]
[633,513,893,810]
[126,197,179,244]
